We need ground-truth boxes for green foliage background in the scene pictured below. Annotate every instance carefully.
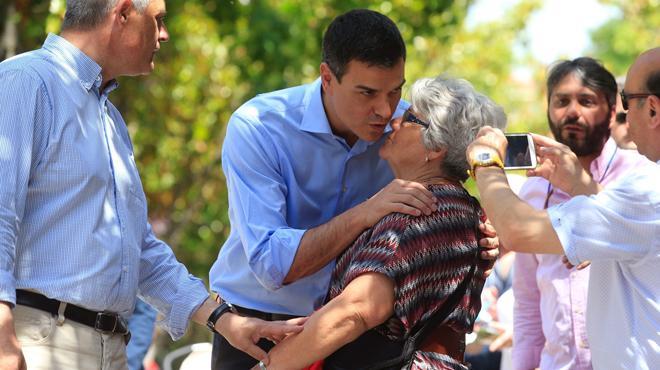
[1,0,657,362]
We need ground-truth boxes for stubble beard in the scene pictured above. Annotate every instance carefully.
[548,111,611,157]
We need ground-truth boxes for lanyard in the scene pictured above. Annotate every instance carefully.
[543,146,618,209]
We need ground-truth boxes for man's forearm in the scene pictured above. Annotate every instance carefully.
[284,203,369,284]
[190,296,215,327]
[474,167,563,254]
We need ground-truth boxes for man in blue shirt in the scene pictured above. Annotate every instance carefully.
[211,9,498,369]
[0,1,302,369]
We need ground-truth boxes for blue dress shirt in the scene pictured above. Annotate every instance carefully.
[0,34,208,339]
[210,79,408,315]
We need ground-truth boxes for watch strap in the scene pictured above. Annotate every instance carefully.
[468,151,504,179]
[206,301,233,333]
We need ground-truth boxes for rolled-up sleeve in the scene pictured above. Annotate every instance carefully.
[0,70,50,305]
[548,174,658,266]
[222,115,305,291]
[137,223,209,340]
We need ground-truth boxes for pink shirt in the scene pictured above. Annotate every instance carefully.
[511,138,649,370]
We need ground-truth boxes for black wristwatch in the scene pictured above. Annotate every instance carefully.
[206,301,234,334]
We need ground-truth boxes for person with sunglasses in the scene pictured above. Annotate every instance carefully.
[467,47,659,370]
[511,57,650,370]
[254,76,506,370]
[210,9,500,370]
[609,77,638,150]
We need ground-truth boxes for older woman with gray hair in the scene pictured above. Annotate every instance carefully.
[256,76,507,370]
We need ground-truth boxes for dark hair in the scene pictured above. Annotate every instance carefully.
[322,9,406,82]
[546,57,617,106]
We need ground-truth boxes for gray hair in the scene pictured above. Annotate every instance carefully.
[62,0,151,30]
[411,76,507,181]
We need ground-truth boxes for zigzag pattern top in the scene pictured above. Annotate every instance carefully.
[328,183,487,340]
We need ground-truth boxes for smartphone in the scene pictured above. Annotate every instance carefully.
[504,133,537,170]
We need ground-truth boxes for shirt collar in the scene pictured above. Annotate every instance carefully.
[590,137,618,181]
[42,33,116,93]
[300,78,333,134]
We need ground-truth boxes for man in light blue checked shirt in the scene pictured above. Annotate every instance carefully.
[0,1,303,369]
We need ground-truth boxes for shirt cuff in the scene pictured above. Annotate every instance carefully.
[163,276,209,340]
[547,202,581,266]
[255,228,306,291]
[0,270,16,306]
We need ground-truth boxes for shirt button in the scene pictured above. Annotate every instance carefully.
[122,266,128,272]
[342,186,347,192]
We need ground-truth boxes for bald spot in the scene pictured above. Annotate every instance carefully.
[626,47,660,90]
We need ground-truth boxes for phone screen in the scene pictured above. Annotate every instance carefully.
[505,134,536,169]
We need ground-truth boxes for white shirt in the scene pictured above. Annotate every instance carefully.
[548,159,660,370]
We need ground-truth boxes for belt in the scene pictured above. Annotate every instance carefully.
[16,290,131,344]
[419,324,465,363]
[233,304,298,322]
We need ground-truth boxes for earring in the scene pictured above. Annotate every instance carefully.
[425,155,429,162]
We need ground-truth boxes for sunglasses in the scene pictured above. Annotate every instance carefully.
[402,109,429,128]
[615,111,627,124]
[620,90,657,111]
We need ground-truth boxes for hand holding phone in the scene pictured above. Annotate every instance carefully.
[504,133,537,170]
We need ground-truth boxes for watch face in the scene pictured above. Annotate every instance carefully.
[477,152,492,161]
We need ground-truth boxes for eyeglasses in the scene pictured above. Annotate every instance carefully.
[402,109,429,128]
[620,90,657,110]
[615,111,627,124]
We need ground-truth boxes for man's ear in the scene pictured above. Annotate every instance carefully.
[649,95,659,128]
[319,62,334,92]
[114,0,133,24]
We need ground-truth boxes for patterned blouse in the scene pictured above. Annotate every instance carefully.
[327,183,487,370]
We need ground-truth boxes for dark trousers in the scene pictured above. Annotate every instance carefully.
[210,305,298,370]
[211,332,274,370]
